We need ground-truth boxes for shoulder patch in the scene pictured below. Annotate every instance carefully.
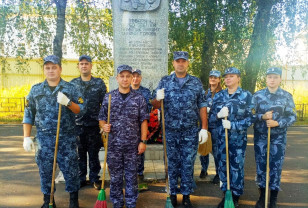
[251,108,256,115]
[78,97,84,104]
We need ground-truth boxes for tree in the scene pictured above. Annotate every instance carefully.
[169,0,258,88]
[0,0,113,77]
[168,0,307,92]
[53,0,67,60]
[199,0,219,88]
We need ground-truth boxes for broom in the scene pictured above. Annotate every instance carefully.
[49,104,62,208]
[161,100,174,208]
[224,117,235,208]
[265,127,271,208]
[94,94,111,208]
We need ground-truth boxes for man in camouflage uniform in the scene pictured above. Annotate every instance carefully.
[70,55,107,190]
[252,67,296,208]
[99,65,149,208]
[209,67,255,208]
[131,68,152,179]
[131,69,152,113]
[199,70,222,184]
[22,55,85,208]
[152,51,208,208]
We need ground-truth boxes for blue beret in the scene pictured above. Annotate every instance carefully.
[209,70,221,77]
[117,65,132,74]
[266,67,282,76]
[44,55,61,66]
[173,51,189,60]
[132,69,142,75]
[79,55,92,62]
[223,67,241,77]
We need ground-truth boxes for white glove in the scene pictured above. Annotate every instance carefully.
[156,88,165,101]
[217,107,229,118]
[222,120,231,129]
[23,137,34,152]
[57,91,70,106]
[198,129,208,144]
[207,107,211,113]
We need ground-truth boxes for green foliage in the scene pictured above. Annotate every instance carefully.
[67,2,114,78]
[168,0,307,92]
[0,0,113,78]
[169,0,259,88]
[0,0,54,73]
[294,118,308,126]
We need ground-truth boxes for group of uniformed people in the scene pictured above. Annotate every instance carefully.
[22,51,296,208]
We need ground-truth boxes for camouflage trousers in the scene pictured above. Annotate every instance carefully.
[217,131,247,196]
[77,125,102,183]
[137,153,145,176]
[107,144,138,207]
[199,154,209,172]
[36,132,79,194]
[254,131,287,191]
[166,127,199,195]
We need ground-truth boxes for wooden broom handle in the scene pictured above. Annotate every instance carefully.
[265,127,271,208]
[102,94,111,189]
[50,104,62,206]
[161,100,170,195]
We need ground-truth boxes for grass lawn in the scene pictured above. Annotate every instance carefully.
[0,113,23,124]
[294,118,308,126]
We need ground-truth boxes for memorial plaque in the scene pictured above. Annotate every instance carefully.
[110,0,168,91]
[121,0,161,12]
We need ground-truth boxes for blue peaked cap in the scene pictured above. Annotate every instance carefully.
[117,65,133,74]
[173,51,189,60]
[44,55,61,66]
[266,67,282,76]
[209,70,221,77]
[223,67,241,77]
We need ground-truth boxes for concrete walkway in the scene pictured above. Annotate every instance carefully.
[1,124,308,208]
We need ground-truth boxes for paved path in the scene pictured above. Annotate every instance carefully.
[1,124,307,207]
[56,146,216,183]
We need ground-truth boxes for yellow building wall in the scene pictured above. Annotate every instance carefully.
[0,58,110,89]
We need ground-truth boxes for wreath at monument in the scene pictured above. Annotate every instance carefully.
[147,108,162,144]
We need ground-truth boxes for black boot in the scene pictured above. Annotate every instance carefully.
[255,188,265,208]
[41,194,56,208]
[217,197,225,208]
[269,190,278,208]
[182,195,193,208]
[69,191,79,208]
[199,170,208,178]
[170,195,177,207]
[232,194,240,208]
[212,174,220,184]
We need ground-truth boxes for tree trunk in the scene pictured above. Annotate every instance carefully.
[53,0,67,60]
[200,1,216,88]
[242,0,274,93]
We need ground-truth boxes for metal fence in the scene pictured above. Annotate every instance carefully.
[295,104,308,121]
[0,97,307,120]
[0,97,25,112]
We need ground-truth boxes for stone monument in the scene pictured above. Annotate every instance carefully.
[110,0,168,91]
